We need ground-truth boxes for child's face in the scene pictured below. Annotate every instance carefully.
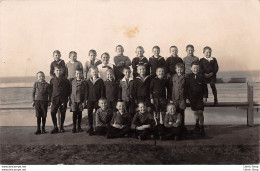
[37,73,45,82]
[90,69,98,78]
[138,103,147,114]
[75,71,83,80]
[186,47,194,56]
[152,48,160,57]
[116,102,125,113]
[176,67,184,76]
[101,54,110,64]
[116,46,124,55]
[123,69,131,78]
[54,68,62,77]
[137,66,146,76]
[168,105,176,115]
[89,52,96,61]
[204,49,212,58]
[191,65,199,75]
[156,68,164,78]
[69,53,77,61]
[106,72,113,80]
[99,100,107,110]
[170,47,178,56]
[53,52,61,61]
[136,48,144,57]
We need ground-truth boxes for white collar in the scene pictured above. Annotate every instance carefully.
[136,75,150,82]
[89,77,101,84]
[122,76,133,82]
[204,56,213,62]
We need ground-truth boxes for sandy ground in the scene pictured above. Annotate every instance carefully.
[0,124,259,164]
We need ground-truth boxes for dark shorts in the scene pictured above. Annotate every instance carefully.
[153,98,167,112]
[71,102,84,112]
[35,100,48,117]
[190,98,204,111]
[51,99,67,114]
[172,99,186,110]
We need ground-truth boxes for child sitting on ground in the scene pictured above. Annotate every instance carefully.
[32,71,51,134]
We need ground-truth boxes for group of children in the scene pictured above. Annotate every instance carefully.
[32,44,219,141]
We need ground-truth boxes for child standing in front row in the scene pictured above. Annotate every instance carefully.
[32,71,51,134]
[185,61,208,135]
[66,51,83,81]
[84,49,102,79]
[132,46,150,78]
[199,46,219,105]
[149,46,165,78]
[97,52,114,81]
[50,50,67,78]
[183,45,199,76]
[69,69,87,133]
[85,67,105,134]
[165,46,183,78]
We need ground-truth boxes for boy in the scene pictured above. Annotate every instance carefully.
[104,69,119,111]
[133,64,151,109]
[113,45,132,80]
[85,67,105,133]
[183,45,199,76]
[131,102,156,141]
[69,69,87,133]
[150,67,169,125]
[170,63,186,126]
[118,67,135,117]
[50,66,70,133]
[132,46,150,78]
[84,49,102,79]
[199,46,219,105]
[66,51,83,81]
[185,61,208,135]
[165,46,183,78]
[97,52,114,81]
[107,100,132,139]
[149,46,165,78]
[32,71,51,134]
[50,50,67,77]
[159,103,182,141]
[93,98,113,135]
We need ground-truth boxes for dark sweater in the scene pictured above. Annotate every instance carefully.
[32,81,51,102]
[149,56,166,76]
[199,57,219,83]
[150,77,169,99]
[50,76,70,103]
[86,77,105,101]
[104,79,119,102]
[50,60,67,77]
[185,73,208,99]
[131,112,155,129]
[133,75,151,101]
[165,56,183,76]
[132,57,150,77]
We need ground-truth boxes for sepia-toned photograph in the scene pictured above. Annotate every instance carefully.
[0,0,259,167]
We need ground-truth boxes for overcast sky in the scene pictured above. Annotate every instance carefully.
[0,0,260,77]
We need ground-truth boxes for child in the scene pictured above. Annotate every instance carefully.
[150,67,169,125]
[85,67,105,133]
[32,71,51,134]
[113,45,132,80]
[170,63,186,126]
[50,50,67,77]
[66,51,83,81]
[149,46,165,78]
[97,52,114,81]
[199,46,219,105]
[183,45,199,76]
[50,66,71,133]
[84,49,102,79]
[93,98,113,135]
[104,69,119,111]
[185,61,208,135]
[118,67,135,117]
[131,102,156,141]
[158,103,182,141]
[132,46,150,78]
[165,46,183,78]
[69,69,87,133]
[107,100,132,139]
[133,64,151,109]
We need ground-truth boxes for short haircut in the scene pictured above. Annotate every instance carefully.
[191,61,199,67]
[136,46,144,51]
[116,45,124,51]
[137,63,145,70]
[54,66,62,70]
[69,51,77,57]
[117,100,125,105]
[167,103,176,110]
[101,52,110,58]
[89,49,97,56]
[123,66,131,72]
[75,68,83,73]
[169,46,178,51]
[138,101,146,107]
[156,67,164,72]
[186,44,194,50]
[152,46,160,51]
[175,63,184,69]
[36,71,45,77]
[203,46,212,53]
[89,66,98,72]
[53,50,61,55]
[106,69,114,76]
[99,97,107,102]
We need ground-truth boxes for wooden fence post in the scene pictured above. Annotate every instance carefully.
[247,83,254,126]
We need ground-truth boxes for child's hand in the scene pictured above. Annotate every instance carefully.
[186,99,190,104]
[170,100,173,103]
[150,99,154,104]
[32,102,35,107]
[82,103,85,108]
[203,98,207,103]
[208,72,214,77]
[172,123,178,127]
[169,122,173,125]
